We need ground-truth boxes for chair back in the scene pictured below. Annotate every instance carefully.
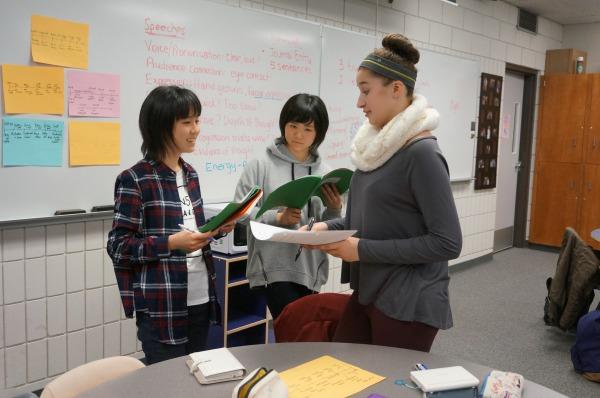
[274,293,350,342]
[40,356,145,398]
[544,227,600,331]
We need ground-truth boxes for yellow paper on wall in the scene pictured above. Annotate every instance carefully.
[69,121,120,166]
[279,355,385,398]
[31,14,89,69]
[2,64,64,114]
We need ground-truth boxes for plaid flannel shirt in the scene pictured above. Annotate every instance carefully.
[107,158,221,344]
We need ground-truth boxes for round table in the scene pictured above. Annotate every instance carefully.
[78,342,567,398]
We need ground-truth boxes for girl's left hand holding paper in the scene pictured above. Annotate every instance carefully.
[304,237,360,262]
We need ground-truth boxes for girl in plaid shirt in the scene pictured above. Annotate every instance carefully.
[107,86,233,364]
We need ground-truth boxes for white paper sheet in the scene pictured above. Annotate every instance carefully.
[250,221,356,245]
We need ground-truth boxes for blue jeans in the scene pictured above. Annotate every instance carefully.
[136,303,210,364]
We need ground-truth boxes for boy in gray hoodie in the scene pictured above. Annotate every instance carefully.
[234,93,342,318]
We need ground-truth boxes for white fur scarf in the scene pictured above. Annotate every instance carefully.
[351,94,440,172]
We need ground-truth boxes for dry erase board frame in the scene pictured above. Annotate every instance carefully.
[474,73,503,190]
[1,0,480,223]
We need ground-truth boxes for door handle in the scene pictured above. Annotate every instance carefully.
[514,161,523,171]
[572,137,577,147]
[593,137,597,149]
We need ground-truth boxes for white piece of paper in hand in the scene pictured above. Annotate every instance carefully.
[250,221,356,245]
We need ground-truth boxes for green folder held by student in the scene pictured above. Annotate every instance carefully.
[200,186,262,232]
[255,168,353,219]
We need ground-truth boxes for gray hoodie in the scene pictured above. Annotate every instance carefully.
[234,137,342,290]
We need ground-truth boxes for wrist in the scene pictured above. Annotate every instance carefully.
[168,235,177,251]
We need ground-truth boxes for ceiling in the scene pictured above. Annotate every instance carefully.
[503,0,600,25]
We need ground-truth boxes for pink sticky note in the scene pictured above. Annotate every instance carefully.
[67,70,120,117]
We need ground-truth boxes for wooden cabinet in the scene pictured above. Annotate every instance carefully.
[545,48,587,75]
[579,165,600,250]
[530,74,600,248]
[530,162,582,246]
[584,74,600,164]
[207,254,269,348]
[536,74,587,163]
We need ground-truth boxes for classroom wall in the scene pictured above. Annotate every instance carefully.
[0,0,564,394]
[563,22,600,73]
[232,0,562,261]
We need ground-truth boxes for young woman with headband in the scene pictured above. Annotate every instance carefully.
[304,34,462,352]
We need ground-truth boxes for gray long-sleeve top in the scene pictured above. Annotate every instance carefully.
[326,137,462,329]
[235,138,341,291]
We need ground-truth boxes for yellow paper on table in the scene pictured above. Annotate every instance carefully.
[69,121,120,166]
[31,14,89,69]
[279,355,385,398]
[2,65,64,114]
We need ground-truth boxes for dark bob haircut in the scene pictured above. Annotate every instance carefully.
[139,85,202,161]
[279,93,329,152]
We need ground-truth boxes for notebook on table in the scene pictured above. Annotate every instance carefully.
[410,366,479,393]
[186,347,247,385]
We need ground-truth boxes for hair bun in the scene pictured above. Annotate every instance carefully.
[382,33,420,65]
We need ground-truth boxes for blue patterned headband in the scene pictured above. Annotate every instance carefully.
[360,54,417,88]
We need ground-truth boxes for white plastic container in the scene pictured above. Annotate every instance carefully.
[576,56,584,74]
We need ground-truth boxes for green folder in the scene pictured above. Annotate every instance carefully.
[255,168,353,219]
[200,186,262,232]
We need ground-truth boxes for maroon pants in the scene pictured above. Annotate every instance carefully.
[333,291,439,352]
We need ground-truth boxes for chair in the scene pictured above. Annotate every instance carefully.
[544,227,600,331]
[273,293,350,342]
[40,356,145,398]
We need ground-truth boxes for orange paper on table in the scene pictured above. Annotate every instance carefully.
[2,65,64,114]
[279,355,385,398]
[31,14,89,69]
[69,121,120,166]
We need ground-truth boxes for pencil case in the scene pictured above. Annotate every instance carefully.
[479,370,523,398]
[232,367,288,398]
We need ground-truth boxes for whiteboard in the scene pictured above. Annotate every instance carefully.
[319,26,479,181]
[0,1,478,222]
[319,27,375,170]
[416,49,479,181]
[0,0,321,222]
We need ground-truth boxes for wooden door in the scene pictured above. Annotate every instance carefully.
[536,74,588,163]
[584,74,600,164]
[530,162,582,246]
[578,164,600,249]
